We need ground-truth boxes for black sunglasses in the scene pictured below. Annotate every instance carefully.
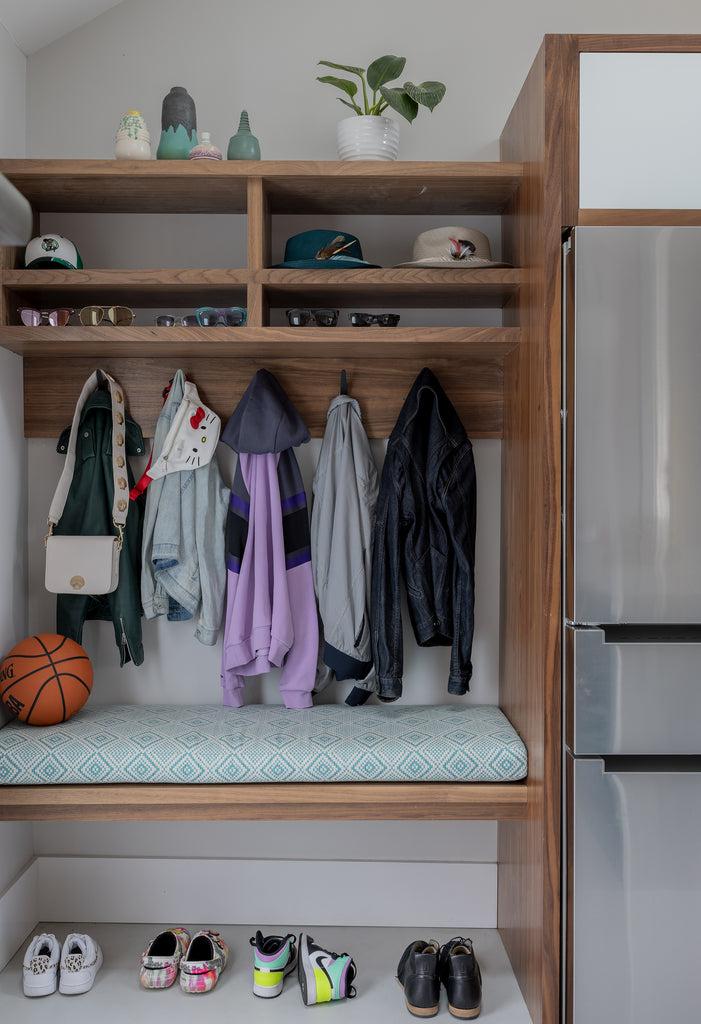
[348,313,400,327]
[286,308,339,327]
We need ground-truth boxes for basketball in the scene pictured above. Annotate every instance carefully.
[0,634,93,726]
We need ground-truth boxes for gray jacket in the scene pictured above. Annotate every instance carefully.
[311,394,379,701]
[141,370,229,645]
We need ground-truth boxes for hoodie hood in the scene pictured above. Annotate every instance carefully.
[221,369,311,454]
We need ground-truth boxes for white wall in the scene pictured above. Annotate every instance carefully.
[0,21,32,954]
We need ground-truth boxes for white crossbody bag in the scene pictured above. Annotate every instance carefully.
[45,370,129,595]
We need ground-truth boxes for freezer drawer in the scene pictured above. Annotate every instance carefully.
[568,755,701,1024]
[566,226,701,624]
[566,626,701,755]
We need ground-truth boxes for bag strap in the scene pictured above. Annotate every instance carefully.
[46,369,129,546]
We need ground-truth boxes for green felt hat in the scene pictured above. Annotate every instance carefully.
[273,229,380,269]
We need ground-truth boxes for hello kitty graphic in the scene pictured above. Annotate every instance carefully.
[146,382,221,481]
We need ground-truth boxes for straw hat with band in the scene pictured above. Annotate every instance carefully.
[394,226,510,268]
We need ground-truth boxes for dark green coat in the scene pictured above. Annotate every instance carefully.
[54,389,146,665]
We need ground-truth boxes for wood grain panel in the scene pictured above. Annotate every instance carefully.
[0,159,522,216]
[260,267,522,309]
[3,268,249,311]
[578,208,701,226]
[0,780,529,822]
[498,34,564,1024]
[23,351,507,439]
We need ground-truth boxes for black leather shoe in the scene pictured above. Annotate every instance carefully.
[439,937,482,1019]
[396,939,440,1017]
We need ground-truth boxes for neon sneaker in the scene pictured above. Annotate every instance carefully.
[139,927,191,989]
[297,932,357,1005]
[250,930,297,998]
[58,933,103,995]
[22,932,60,997]
[179,929,228,993]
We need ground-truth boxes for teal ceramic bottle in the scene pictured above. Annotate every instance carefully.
[157,86,197,160]
[227,110,261,160]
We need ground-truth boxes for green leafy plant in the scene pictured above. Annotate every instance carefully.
[317,54,446,124]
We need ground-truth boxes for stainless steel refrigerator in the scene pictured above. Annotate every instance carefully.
[563,226,701,1024]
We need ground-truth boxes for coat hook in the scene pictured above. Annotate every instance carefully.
[340,369,348,395]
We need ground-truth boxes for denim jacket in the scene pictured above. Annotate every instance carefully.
[371,367,476,700]
[141,370,228,645]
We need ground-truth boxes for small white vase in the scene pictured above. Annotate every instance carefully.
[114,110,151,160]
[336,114,400,161]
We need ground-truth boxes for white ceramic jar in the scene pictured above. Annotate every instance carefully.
[336,114,400,161]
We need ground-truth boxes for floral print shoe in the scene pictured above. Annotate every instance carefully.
[179,929,228,993]
[139,927,191,989]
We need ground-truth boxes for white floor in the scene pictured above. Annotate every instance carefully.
[0,923,532,1022]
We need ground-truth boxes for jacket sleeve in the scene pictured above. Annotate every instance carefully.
[277,449,316,709]
[193,451,229,645]
[443,444,477,693]
[371,451,404,700]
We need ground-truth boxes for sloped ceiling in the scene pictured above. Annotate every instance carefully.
[0,0,123,55]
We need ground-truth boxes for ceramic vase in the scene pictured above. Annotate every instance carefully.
[189,131,223,161]
[227,110,261,160]
[336,114,400,161]
[156,86,197,160]
[114,110,151,160]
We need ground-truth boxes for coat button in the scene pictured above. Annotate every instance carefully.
[117,476,127,490]
[115,391,123,404]
[117,498,127,512]
[115,433,124,446]
[116,455,125,468]
[115,411,124,425]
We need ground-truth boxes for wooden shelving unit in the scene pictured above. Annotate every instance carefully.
[0,159,522,439]
[0,156,552,1020]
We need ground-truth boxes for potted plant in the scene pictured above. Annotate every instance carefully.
[317,54,446,161]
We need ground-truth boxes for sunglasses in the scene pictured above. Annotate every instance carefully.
[286,308,339,327]
[79,305,135,326]
[195,306,247,327]
[348,313,400,327]
[155,314,200,327]
[18,306,74,326]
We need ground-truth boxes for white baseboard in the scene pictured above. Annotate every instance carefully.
[0,857,39,972]
[34,856,496,929]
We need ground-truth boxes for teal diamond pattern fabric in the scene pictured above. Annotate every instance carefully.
[0,704,527,785]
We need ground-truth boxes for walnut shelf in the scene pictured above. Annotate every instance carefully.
[0,159,523,215]
[0,780,529,822]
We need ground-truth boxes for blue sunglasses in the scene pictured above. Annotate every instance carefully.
[196,306,247,327]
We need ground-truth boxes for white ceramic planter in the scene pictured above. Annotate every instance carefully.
[336,115,400,161]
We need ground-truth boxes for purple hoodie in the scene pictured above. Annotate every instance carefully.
[220,371,317,709]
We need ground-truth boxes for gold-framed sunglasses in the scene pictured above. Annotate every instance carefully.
[79,305,135,326]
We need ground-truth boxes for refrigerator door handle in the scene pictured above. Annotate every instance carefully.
[600,623,701,644]
[602,754,701,773]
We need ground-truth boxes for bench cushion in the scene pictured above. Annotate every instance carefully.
[0,703,527,785]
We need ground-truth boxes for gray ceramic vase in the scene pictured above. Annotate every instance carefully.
[156,86,198,160]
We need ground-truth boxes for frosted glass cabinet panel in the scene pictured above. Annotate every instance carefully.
[580,53,701,209]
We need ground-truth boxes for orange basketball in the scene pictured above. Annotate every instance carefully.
[0,634,93,726]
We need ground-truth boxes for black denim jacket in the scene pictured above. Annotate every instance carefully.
[371,368,476,700]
